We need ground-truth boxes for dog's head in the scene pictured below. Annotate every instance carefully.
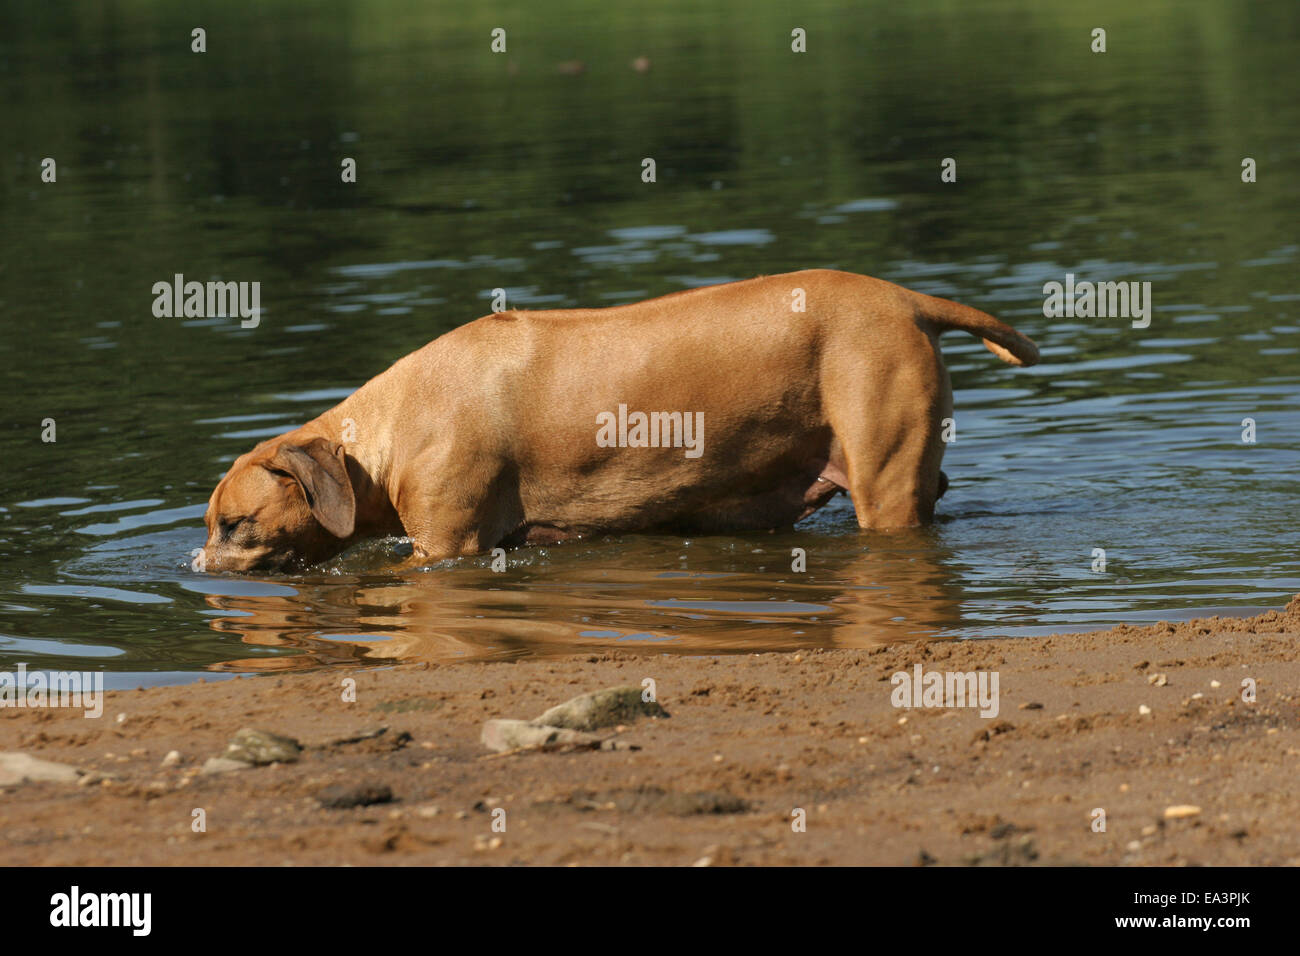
[202,436,356,572]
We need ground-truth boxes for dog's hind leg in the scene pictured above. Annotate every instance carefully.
[820,334,950,530]
[830,424,942,528]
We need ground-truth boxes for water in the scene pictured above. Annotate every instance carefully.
[2,0,1297,681]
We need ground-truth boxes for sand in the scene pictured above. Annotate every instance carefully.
[2,596,1298,866]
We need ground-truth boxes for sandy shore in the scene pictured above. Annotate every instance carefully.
[2,596,1298,866]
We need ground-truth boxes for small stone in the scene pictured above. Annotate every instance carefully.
[321,727,389,747]
[1138,705,1152,715]
[480,719,603,753]
[161,750,181,767]
[1164,804,1202,820]
[223,728,302,765]
[0,753,81,786]
[316,783,393,809]
[201,757,253,775]
[1210,680,1221,688]
[531,686,668,732]
[1147,673,1168,687]
[1018,702,1044,710]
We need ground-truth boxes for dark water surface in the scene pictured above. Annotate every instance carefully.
[2,0,1298,683]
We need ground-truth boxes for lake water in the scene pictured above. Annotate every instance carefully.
[2,0,1297,684]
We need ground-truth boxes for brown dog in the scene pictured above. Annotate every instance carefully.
[202,270,1038,572]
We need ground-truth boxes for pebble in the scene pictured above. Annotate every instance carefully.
[1138,705,1152,715]
[1164,804,1202,820]
[480,719,602,753]
[316,783,393,809]
[532,686,668,732]
[161,750,181,767]
[0,753,81,786]
[480,686,670,752]
[223,728,302,765]
[201,757,253,776]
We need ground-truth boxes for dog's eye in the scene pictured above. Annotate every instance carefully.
[219,517,247,538]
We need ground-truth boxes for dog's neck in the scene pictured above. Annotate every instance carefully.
[307,405,404,540]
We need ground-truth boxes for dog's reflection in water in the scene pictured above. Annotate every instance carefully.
[201,530,965,671]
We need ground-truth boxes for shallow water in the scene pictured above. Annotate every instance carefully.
[2,0,1298,682]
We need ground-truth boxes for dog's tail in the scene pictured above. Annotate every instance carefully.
[912,291,1040,367]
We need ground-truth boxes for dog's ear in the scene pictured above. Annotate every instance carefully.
[267,437,356,538]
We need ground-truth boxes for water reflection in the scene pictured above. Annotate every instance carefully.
[201,529,963,670]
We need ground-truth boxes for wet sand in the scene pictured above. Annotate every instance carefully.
[2,596,1298,866]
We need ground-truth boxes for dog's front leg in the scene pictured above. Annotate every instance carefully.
[391,455,523,569]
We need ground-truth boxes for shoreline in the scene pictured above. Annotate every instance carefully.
[2,596,1298,866]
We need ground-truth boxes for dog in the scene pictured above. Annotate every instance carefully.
[202,269,1038,572]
